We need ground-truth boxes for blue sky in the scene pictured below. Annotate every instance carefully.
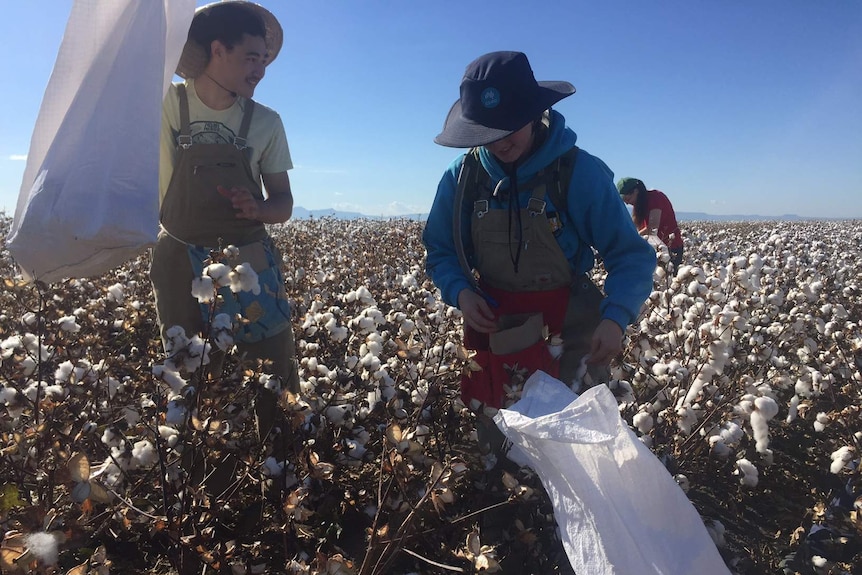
[2,1,861,219]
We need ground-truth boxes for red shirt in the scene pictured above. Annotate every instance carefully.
[635,190,683,249]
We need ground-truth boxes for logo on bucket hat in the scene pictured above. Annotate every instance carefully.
[434,51,575,148]
[481,87,501,109]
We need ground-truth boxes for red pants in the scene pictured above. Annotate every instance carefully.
[461,284,570,408]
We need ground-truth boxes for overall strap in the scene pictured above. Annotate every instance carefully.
[176,84,192,150]
[234,99,255,150]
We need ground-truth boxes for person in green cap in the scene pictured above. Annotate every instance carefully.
[618,178,684,268]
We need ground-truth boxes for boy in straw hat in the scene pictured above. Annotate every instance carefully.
[423,52,656,449]
[150,1,298,441]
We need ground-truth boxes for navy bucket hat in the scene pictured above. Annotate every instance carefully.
[434,51,575,148]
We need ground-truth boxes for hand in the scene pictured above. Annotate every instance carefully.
[218,185,262,220]
[587,319,623,366]
[457,288,498,333]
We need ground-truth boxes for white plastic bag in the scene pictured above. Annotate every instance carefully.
[494,371,730,575]
[7,0,195,282]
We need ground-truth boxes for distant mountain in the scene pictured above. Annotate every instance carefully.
[676,212,806,222]
[292,206,368,220]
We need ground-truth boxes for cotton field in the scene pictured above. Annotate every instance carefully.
[0,215,860,575]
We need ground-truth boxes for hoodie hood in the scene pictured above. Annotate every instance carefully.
[477,109,577,188]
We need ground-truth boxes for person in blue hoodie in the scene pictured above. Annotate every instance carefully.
[423,51,655,414]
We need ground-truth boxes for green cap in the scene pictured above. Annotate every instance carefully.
[617,177,643,196]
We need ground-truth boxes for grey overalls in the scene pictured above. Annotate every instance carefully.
[461,156,605,409]
[150,84,298,393]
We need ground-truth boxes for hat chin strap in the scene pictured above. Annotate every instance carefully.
[204,72,237,98]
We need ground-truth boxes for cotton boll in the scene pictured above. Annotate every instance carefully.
[676,405,698,435]
[735,458,759,487]
[24,532,65,566]
[680,365,716,408]
[324,404,354,427]
[829,446,855,474]
[786,395,800,423]
[101,427,123,448]
[753,396,779,420]
[57,315,81,333]
[365,339,383,356]
[159,426,180,448]
[106,282,125,303]
[260,374,281,393]
[749,407,774,454]
[166,399,188,426]
[306,357,319,373]
[709,436,732,459]
[229,263,261,295]
[204,262,231,287]
[132,440,158,468]
[300,378,316,394]
[0,386,19,406]
[719,421,744,446]
[794,377,813,398]
[813,412,830,432]
[632,411,654,434]
[191,276,215,303]
[153,365,187,394]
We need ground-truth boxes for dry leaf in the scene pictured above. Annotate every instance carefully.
[466,530,481,556]
[0,531,32,573]
[67,452,90,483]
[384,424,403,445]
[501,471,519,490]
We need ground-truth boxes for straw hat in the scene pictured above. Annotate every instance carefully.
[176,1,283,79]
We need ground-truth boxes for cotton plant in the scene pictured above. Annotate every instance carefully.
[188,246,265,344]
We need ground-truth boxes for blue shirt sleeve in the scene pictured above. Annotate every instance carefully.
[422,155,475,307]
[566,151,656,330]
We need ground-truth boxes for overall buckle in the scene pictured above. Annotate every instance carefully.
[528,197,546,217]
[474,199,489,219]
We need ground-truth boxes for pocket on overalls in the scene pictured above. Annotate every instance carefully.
[489,313,544,355]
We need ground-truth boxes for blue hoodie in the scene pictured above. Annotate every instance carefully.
[422,110,655,331]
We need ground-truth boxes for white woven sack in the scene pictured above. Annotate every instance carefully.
[495,371,731,575]
[7,0,195,282]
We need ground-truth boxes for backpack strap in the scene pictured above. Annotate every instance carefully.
[453,148,482,290]
[549,146,578,223]
[551,147,589,272]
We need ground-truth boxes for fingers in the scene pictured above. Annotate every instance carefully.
[587,320,623,365]
[458,289,498,333]
[217,186,259,220]
[468,298,497,333]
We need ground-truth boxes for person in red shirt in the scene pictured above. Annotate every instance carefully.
[617,178,683,268]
